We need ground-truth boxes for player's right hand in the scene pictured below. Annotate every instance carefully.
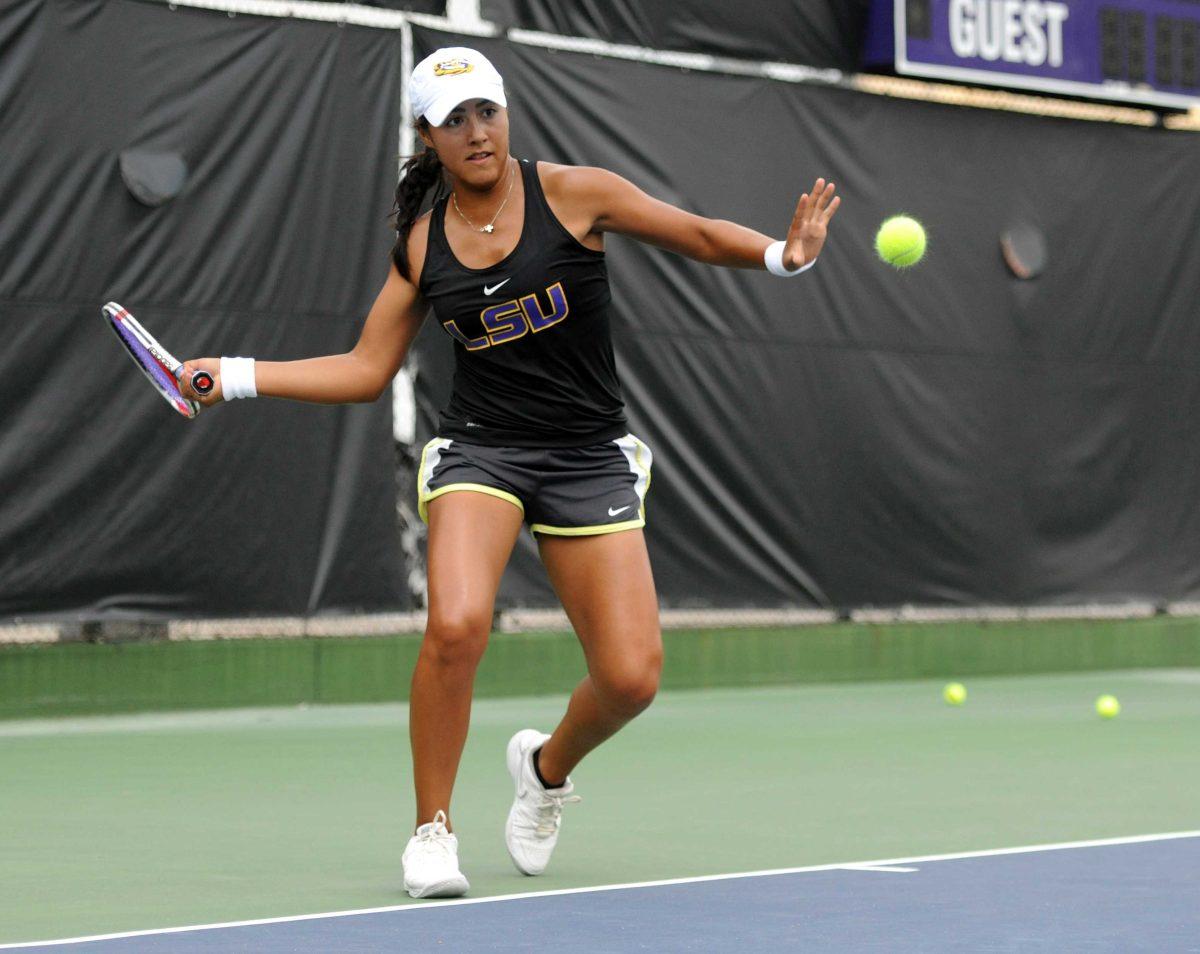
[179,358,223,406]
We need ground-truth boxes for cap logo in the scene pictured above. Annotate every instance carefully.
[434,58,474,77]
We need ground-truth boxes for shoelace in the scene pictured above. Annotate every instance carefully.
[519,790,582,837]
[412,809,456,859]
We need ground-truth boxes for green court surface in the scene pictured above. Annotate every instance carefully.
[2,670,1198,946]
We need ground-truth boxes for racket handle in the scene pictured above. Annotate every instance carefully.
[190,369,215,395]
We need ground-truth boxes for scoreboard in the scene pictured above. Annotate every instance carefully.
[865,0,1200,108]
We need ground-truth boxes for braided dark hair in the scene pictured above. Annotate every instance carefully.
[390,131,444,282]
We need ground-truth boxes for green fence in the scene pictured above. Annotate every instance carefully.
[3,616,1200,720]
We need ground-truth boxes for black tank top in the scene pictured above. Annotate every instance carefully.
[418,159,628,448]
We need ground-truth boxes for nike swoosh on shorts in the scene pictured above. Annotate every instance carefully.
[608,505,630,516]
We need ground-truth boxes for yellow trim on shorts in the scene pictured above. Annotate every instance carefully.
[530,518,645,537]
[416,438,434,493]
[419,483,525,523]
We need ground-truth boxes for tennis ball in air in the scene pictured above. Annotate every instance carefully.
[943,682,967,706]
[876,215,926,268]
[1095,694,1120,719]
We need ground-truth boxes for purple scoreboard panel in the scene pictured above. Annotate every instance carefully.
[864,0,1200,108]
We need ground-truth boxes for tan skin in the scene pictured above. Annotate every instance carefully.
[181,99,841,831]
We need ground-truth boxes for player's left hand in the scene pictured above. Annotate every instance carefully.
[784,178,840,270]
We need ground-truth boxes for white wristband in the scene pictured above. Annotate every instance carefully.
[220,357,257,400]
[764,240,816,277]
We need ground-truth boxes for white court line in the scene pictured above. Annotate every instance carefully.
[839,864,918,873]
[3,829,1197,949]
[1131,669,1200,684]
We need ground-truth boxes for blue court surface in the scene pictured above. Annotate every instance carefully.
[7,832,1197,952]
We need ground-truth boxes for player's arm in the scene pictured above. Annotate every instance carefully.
[181,258,427,407]
[558,166,839,272]
[255,260,427,404]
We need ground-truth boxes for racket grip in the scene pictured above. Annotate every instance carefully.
[190,370,215,395]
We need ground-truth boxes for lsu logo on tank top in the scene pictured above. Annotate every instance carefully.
[416,159,628,449]
[442,281,569,351]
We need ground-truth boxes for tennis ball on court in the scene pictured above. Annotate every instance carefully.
[943,682,967,706]
[1095,694,1120,719]
[876,215,926,268]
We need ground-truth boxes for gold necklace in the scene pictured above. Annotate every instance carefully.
[451,159,515,234]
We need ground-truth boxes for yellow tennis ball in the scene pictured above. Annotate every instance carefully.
[943,682,967,706]
[1095,694,1120,719]
[876,215,926,268]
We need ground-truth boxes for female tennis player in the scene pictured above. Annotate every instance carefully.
[181,46,840,899]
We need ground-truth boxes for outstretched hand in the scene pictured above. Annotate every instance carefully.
[784,178,840,270]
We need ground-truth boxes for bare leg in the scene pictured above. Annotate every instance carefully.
[533,529,662,785]
[411,492,523,829]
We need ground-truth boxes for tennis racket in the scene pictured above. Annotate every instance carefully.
[102,302,213,419]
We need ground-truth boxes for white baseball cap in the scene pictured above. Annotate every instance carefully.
[409,47,507,127]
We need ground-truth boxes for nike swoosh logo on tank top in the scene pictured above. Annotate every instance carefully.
[417,159,628,448]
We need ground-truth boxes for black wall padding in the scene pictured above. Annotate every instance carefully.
[412,26,1200,610]
[483,0,872,71]
[0,0,408,619]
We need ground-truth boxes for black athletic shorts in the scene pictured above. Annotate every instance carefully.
[416,433,653,536]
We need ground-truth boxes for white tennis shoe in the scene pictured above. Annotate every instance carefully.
[504,729,581,876]
[402,810,469,899]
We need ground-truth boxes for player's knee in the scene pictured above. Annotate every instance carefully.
[595,649,662,716]
[422,610,491,669]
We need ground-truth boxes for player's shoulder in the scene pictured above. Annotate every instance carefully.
[535,161,631,204]
[409,208,433,244]
[405,209,435,285]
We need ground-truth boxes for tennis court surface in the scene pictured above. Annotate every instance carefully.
[5,834,1198,951]
[3,670,1198,951]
